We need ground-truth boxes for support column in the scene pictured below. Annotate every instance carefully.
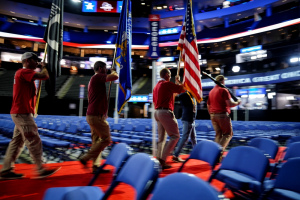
[266,4,272,17]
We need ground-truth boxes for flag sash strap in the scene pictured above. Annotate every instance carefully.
[35,43,48,114]
[177,0,203,103]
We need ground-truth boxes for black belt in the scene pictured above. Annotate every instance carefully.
[156,107,172,111]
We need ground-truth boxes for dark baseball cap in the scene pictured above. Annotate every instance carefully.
[21,52,42,61]
[215,75,228,82]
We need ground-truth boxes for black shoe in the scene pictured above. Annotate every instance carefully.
[79,158,87,167]
[92,166,111,174]
[32,167,61,179]
[158,159,172,170]
[0,171,24,180]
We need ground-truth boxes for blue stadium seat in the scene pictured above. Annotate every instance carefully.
[178,140,222,173]
[43,153,159,200]
[261,158,300,200]
[88,143,132,185]
[248,138,279,159]
[151,173,220,200]
[209,146,269,198]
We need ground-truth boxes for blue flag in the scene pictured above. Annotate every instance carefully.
[115,0,132,114]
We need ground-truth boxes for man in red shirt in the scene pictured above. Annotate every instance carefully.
[79,61,118,173]
[0,52,61,180]
[153,68,185,169]
[207,75,241,151]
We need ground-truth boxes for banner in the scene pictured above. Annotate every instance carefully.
[43,0,64,98]
[115,0,132,114]
[149,14,160,58]
[202,66,300,88]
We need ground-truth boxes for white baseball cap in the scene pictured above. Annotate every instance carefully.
[21,52,41,61]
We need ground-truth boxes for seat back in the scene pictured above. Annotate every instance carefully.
[135,125,146,132]
[220,146,269,182]
[151,173,220,200]
[248,138,279,159]
[189,140,222,169]
[113,153,159,200]
[105,143,132,173]
[123,124,133,131]
[286,136,300,148]
[283,142,300,160]
[112,124,122,131]
[273,158,300,193]
[66,124,78,134]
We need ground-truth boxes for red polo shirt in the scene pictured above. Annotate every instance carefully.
[86,73,108,116]
[153,80,183,111]
[10,68,37,114]
[207,85,231,114]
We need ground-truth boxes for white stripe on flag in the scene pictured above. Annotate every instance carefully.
[184,52,200,77]
[184,69,201,94]
[184,39,199,61]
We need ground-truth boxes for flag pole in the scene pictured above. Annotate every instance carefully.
[35,43,48,115]
[177,51,182,76]
[107,48,117,115]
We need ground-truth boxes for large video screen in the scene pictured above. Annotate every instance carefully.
[82,1,122,13]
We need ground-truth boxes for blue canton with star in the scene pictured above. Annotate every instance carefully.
[186,0,195,43]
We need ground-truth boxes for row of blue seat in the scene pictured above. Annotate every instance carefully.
[43,141,300,200]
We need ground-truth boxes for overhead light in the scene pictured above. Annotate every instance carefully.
[106,41,111,44]
[141,3,145,5]
[286,96,295,100]
[114,31,118,33]
[60,59,66,65]
[262,54,267,57]
[215,67,220,71]
[104,30,108,32]
[157,6,162,9]
[12,18,17,20]
[80,63,85,69]
[163,5,167,8]
[140,55,144,58]
[29,20,34,23]
[251,56,257,60]
[147,33,150,34]
[290,58,299,63]
[232,65,240,72]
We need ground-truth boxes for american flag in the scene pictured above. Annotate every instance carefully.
[177,0,203,102]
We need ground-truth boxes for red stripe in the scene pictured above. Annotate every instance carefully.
[184,78,201,99]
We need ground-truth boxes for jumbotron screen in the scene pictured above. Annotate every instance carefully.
[82,1,122,13]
